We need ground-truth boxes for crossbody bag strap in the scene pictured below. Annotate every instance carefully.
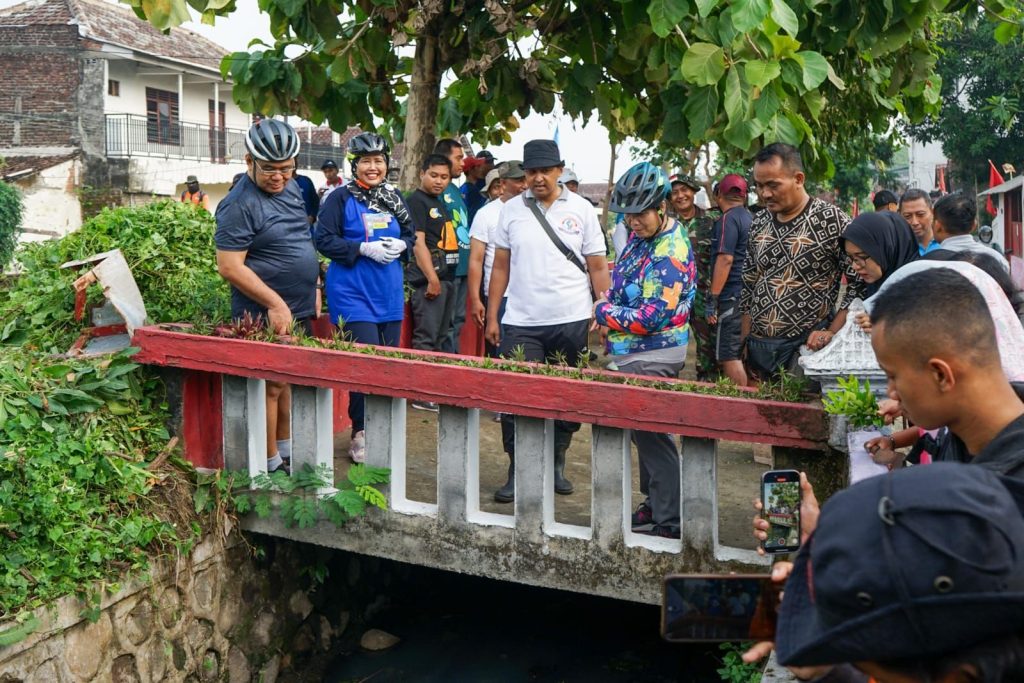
[526,197,588,275]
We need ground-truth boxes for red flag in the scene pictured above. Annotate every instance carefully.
[938,167,947,194]
[988,160,1005,216]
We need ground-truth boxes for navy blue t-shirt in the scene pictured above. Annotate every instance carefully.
[710,206,751,300]
[214,174,319,321]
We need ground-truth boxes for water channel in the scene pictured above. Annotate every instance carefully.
[323,560,733,682]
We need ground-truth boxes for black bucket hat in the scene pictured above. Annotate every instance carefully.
[522,139,563,170]
[777,463,1024,667]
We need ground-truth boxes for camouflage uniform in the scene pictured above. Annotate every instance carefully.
[679,209,718,382]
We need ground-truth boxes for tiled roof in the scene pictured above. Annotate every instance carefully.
[0,0,227,73]
[1,153,78,180]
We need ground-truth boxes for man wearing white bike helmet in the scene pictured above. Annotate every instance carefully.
[215,118,321,475]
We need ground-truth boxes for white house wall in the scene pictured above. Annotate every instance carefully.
[104,59,248,130]
[13,159,82,243]
[905,138,946,191]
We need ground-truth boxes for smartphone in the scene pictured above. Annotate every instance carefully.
[661,574,779,642]
[761,469,802,554]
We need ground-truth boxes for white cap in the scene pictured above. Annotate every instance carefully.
[482,168,501,194]
[559,169,579,185]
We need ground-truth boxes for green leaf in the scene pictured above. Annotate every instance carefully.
[723,119,764,152]
[138,0,191,30]
[680,43,726,86]
[333,489,367,517]
[744,59,781,89]
[648,0,689,37]
[724,67,750,124]
[347,464,390,487]
[796,50,829,90]
[994,21,1017,45]
[768,33,801,58]
[770,0,800,36]
[826,61,846,90]
[730,0,770,33]
[357,485,388,510]
[695,0,719,18]
[683,85,720,143]
[763,112,800,145]
[0,616,40,646]
[803,90,825,121]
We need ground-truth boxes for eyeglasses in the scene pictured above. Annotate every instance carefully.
[846,252,873,267]
[254,163,296,178]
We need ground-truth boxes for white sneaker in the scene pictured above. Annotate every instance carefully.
[349,430,366,463]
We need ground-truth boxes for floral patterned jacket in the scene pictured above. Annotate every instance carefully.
[595,219,695,356]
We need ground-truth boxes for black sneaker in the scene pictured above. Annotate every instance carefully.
[411,401,439,412]
[631,503,654,531]
[638,524,680,539]
[269,457,291,475]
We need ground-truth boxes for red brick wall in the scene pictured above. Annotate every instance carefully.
[0,25,80,149]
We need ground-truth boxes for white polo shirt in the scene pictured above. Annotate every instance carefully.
[493,186,606,327]
[468,197,503,295]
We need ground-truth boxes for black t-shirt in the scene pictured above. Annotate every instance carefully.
[405,188,458,281]
[710,206,751,300]
[214,174,319,320]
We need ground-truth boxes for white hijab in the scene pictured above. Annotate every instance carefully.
[865,260,1024,382]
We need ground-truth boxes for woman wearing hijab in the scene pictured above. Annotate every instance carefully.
[839,211,920,295]
[314,132,415,463]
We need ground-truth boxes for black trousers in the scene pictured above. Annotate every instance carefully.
[498,319,590,456]
[410,280,456,352]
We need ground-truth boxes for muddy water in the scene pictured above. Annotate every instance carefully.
[324,564,733,683]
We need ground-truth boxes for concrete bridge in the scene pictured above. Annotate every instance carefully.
[134,325,839,606]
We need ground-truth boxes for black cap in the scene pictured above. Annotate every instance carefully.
[521,140,563,170]
[777,463,1024,667]
[476,150,497,164]
[321,159,338,170]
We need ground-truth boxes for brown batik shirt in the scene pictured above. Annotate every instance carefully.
[740,198,864,339]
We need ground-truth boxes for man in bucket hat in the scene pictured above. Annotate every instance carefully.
[766,463,1024,682]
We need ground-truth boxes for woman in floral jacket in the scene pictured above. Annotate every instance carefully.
[595,162,695,540]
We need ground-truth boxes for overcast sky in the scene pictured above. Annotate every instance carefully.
[1,0,641,182]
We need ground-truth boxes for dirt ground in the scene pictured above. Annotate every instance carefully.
[331,335,767,550]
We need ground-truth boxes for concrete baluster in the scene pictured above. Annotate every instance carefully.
[437,405,478,527]
[220,375,267,479]
[290,385,335,492]
[680,436,717,564]
[591,426,629,549]
[513,417,553,543]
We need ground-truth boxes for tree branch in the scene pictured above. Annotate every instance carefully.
[674,25,691,49]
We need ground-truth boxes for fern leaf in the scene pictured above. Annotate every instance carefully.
[356,484,388,510]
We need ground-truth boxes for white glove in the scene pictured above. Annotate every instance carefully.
[379,236,407,258]
[359,240,395,264]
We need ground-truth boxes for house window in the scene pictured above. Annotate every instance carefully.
[145,87,179,145]
[107,79,120,96]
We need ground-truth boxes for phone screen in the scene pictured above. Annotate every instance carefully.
[662,575,778,642]
[762,471,801,553]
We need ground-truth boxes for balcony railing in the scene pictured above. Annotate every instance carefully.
[104,114,344,171]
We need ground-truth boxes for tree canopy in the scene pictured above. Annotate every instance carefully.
[904,16,1024,188]
[127,0,1024,187]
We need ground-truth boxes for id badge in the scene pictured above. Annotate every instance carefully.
[362,212,391,240]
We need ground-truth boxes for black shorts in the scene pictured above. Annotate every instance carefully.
[714,297,743,362]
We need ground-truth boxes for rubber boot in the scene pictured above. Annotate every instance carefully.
[554,446,574,495]
[494,456,515,503]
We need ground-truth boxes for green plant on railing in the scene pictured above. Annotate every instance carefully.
[717,642,762,683]
[822,375,884,429]
[194,463,390,531]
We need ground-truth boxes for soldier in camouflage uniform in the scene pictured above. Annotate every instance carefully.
[669,173,717,381]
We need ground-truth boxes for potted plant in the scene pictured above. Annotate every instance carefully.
[823,375,891,483]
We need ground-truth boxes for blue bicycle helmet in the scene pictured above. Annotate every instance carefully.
[609,162,670,213]
[346,132,390,173]
[245,118,300,162]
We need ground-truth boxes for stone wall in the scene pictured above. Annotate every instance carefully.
[0,533,396,682]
